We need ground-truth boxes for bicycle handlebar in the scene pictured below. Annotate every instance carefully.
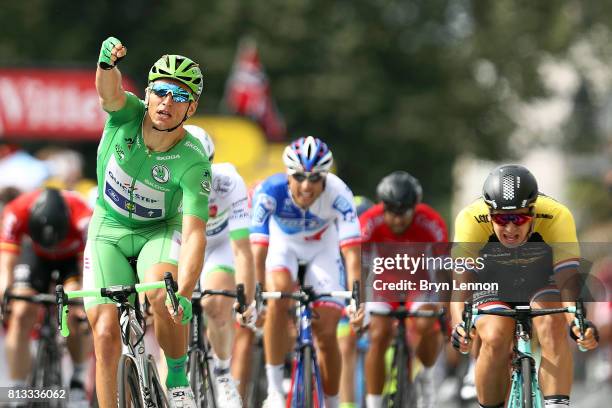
[370,308,445,319]
[254,281,360,310]
[56,272,180,337]
[461,300,588,352]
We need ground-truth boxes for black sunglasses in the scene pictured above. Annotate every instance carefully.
[292,172,324,183]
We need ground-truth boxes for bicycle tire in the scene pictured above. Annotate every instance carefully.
[188,348,217,408]
[118,354,143,408]
[146,355,168,407]
[248,341,267,408]
[521,357,533,408]
[393,341,407,408]
[29,337,50,389]
[302,345,314,408]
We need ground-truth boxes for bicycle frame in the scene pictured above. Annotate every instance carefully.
[508,320,542,408]
[289,302,325,408]
[117,300,160,405]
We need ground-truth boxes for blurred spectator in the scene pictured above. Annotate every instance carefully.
[37,147,96,200]
[0,144,49,192]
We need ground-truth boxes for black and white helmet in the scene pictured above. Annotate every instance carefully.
[483,164,538,210]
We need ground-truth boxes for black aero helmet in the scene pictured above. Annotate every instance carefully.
[483,164,538,210]
[376,171,422,213]
[28,188,70,247]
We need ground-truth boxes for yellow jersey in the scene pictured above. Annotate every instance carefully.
[452,194,580,272]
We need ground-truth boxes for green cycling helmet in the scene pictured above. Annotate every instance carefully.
[148,54,204,98]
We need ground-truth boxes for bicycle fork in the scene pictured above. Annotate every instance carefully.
[508,333,543,408]
[288,305,325,408]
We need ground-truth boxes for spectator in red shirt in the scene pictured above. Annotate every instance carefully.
[0,188,92,401]
[361,172,448,408]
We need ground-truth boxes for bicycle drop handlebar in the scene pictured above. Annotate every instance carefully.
[56,271,180,337]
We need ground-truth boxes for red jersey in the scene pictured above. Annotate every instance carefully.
[1,190,92,260]
[360,203,448,302]
[360,203,448,244]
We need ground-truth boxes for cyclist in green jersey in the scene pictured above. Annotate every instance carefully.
[87,36,211,408]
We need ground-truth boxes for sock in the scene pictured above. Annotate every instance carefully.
[265,364,284,396]
[324,394,339,408]
[544,395,570,407]
[365,394,383,408]
[478,403,504,408]
[339,403,357,408]
[71,362,87,386]
[213,354,231,376]
[165,354,189,388]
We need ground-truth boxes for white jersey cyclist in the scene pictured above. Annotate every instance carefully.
[202,162,250,276]
[250,171,361,298]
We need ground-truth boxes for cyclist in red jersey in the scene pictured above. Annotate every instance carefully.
[0,187,92,403]
[361,172,447,408]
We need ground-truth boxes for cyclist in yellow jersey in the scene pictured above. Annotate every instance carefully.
[450,164,599,408]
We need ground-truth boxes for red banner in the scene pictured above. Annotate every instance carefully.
[0,69,138,140]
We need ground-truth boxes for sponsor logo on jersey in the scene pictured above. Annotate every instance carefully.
[152,164,170,184]
[143,178,171,192]
[185,141,205,157]
[213,174,236,197]
[156,154,180,161]
[473,214,490,224]
[333,196,356,221]
[115,144,126,161]
[209,205,218,218]
[125,137,135,150]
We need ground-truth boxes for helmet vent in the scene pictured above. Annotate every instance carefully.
[502,174,515,200]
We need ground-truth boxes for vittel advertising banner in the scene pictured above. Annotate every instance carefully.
[0,69,137,140]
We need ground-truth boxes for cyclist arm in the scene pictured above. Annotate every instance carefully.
[95,39,127,112]
[231,236,255,302]
[0,250,18,298]
[251,243,268,288]
[341,244,361,291]
[177,215,206,299]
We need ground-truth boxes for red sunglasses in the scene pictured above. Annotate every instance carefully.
[490,213,533,227]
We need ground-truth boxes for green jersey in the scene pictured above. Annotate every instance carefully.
[96,92,211,227]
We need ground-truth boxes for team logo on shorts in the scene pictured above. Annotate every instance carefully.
[152,164,170,183]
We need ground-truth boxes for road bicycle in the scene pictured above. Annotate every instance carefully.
[2,288,83,408]
[370,306,445,408]
[255,281,360,408]
[57,272,180,408]
[186,282,247,407]
[461,300,588,408]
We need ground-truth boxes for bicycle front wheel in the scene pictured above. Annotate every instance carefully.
[392,341,408,408]
[146,355,168,407]
[521,357,533,408]
[188,349,216,408]
[302,345,314,408]
[118,355,143,408]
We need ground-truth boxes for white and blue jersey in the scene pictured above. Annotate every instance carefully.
[250,173,361,247]
[250,173,361,299]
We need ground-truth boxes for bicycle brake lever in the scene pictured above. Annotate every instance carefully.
[351,280,360,309]
[163,272,179,316]
[236,283,247,314]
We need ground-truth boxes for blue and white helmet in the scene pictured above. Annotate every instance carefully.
[282,136,333,174]
[184,125,215,161]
